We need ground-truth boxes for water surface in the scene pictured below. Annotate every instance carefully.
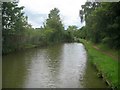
[3,43,107,88]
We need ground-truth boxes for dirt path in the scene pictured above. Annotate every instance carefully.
[93,45,118,61]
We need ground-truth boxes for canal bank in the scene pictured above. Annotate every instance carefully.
[80,39,119,89]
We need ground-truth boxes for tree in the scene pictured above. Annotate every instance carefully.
[2,2,27,53]
[45,8,64,43]
[80,2,120,49]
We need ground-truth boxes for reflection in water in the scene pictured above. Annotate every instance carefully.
[58,43,87,88]
[45,44,63,88]
[3,43,107,88]
[82,60,107,88]
[2,49,36,88]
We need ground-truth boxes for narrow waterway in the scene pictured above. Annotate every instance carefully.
[3,43,107,88]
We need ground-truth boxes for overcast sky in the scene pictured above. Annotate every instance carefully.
[18,0,86,29]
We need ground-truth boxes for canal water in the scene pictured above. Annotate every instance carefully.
[3,43,107,88]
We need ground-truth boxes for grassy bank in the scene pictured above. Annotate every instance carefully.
[80,39,119,89]
[93,43,118,61]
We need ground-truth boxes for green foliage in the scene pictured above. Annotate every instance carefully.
[80,2,120,49]
[2,5,71,54]
[81,39,119,89]
[76,26,87,39]
[2,2,45,54]
[45,8,64,43]
[2,2,27,53]
[63,30,74,42]
[63,25,80,42]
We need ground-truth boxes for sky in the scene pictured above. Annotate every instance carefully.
[18,0,86,29]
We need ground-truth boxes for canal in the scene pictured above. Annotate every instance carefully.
[3,43,107,88]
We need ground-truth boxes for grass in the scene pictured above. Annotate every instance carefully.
[80,39,119,89]
[95,43,118,60]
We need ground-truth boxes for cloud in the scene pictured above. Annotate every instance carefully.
[18,0,86,28]
[24,9,47,28]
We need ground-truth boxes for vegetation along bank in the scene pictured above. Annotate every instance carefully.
[2,1,120,89]
[80,39,119,89]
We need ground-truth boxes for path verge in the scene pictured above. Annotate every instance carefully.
[80,39,119,89]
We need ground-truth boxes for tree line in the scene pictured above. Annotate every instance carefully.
[2,2,78,54]
[79,2,120,49]
[2,2,119,54]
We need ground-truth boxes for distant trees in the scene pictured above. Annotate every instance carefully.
[3,2,120,54]
[2,2,76,54]
[44,8,64,43]
[64,25,78,42]
[79,2,120,49]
